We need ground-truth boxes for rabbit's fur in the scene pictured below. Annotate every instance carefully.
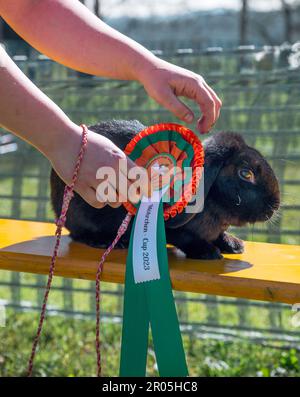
[50,120,280,259]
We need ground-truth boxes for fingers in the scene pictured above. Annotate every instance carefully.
[79,185,123,209]
[187,76,221,134]
[160,72,222,134]
[159,78,221,133]
[195,89,216,134]
[79,186,107,209]
[125,157,153,199]
[85,155,152,209]
[107,200,122,208]
[152,86,195,124]
[202,81,222,124]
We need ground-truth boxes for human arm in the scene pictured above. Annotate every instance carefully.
[0,0,221,132]
[0,46,144,208]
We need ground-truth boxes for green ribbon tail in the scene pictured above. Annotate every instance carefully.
[146,201,188,377]
[120,201,188,377]
[119,215,149,377]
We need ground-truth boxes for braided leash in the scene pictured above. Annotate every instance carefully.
[26,122,200,376]
[27,124,88,377]
[95,212,132,377]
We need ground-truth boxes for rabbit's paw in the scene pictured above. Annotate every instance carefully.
[214,232,244,254]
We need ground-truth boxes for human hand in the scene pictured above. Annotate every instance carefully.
[48,125,150,209]
[138,58,222,134]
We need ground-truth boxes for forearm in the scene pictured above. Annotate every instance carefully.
[0,46,80,157]
[0,0,222,133]
[0,0,157,81]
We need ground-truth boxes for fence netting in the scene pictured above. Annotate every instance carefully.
[0,44,300,349]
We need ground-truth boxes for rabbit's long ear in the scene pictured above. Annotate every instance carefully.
[166,169,205,229]
[203,158,224,199]
[203,131,244,198]
[166,156,224,229]
[165,182,201,229]
[165,160,218,230]
[166,132,241,230]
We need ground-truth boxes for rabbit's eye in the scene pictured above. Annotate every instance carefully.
[238,168,255,183]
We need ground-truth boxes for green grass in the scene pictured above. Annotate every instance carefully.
[1,310,300,377]
[1,272,300,377]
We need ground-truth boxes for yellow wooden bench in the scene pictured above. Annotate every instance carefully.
[0,218,300,304]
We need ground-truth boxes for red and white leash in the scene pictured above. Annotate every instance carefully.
[27,124,132,377]
[95,212,132,377]
[27,124,88,377]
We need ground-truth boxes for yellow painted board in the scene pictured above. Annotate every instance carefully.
[0,219,300,304]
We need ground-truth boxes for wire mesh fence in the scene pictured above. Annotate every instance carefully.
[0,43,300,348]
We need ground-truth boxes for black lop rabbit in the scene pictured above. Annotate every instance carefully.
[50,120,280,259]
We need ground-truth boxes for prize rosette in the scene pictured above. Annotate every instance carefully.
[123,122,204,219]
[120,123,204,377]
